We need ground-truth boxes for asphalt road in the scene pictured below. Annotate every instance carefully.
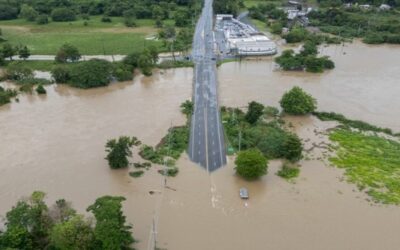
[188,0,226,172]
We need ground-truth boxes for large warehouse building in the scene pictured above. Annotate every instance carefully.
[216,14,277,56]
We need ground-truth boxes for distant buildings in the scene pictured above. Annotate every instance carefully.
[216,14,277,56]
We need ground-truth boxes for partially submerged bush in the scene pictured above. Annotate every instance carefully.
[235,148,268,180]
[280,87,317,115]
[36,84,46,94]
[277,164,300,180]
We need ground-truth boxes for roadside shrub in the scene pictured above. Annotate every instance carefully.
[51,8,76,22]
[55,44,81,63]
[235,148,268,180]
[280,87,317,115]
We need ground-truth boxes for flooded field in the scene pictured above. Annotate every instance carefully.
[219,41,400,131]
[1,41,400,250]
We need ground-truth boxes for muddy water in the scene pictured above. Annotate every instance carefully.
[0,69,192,249]
[219,41,400,132]
[1,42,400,250]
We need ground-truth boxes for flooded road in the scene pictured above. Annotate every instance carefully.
[1,41,400,250]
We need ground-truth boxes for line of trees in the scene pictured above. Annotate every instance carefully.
[275,40,335,73]
[0,191,135,249]
[0,0,200,24]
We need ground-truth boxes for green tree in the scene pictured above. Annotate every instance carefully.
[4,191,52,249]
[69,59,112,88]
[214,0,243,16]
[123,52,141,68]
[180,100,193,116]
[51,8,76,22]
[245,101,264,124]
[280,86,317,115]
[235,148,268,179]
[50,215,95,250]
[18,46,31,60]
[19,4,38,22]
[87,196,135,250]
[282,133,303,161]
[138,51,154,76]
[2,43,16,60]
[55,44,81,63]
[105,136,139,169]
[145,45,159,65]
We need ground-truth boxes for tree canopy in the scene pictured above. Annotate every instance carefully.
[280,87,317,115]
[235,148,268,180]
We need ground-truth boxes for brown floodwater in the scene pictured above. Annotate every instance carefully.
[1,41,400,250]
[219,41,400,132]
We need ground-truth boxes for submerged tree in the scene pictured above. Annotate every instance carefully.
[105,136,141,169]
[280,86,317,115]
[235,148,268,180]
[245,101,264,124]
[87,196,135,250]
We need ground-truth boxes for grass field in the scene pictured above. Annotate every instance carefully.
[0,17,173,55]
[329,129,400,205]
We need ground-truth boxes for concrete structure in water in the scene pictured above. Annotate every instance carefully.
[215,14,277,56]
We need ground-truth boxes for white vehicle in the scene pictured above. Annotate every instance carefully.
[239,188,249,199]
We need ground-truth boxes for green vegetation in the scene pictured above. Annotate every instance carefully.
[214,0,244,16]
[139,125,189,165]
[180,100,194,117]
[0,192,135,249]
[158,59,194,69]
[105,136,141,169]
[55,43,81,63]
[35,84,46,94]
[280,87,317,115]
[309,7,400,44]
[222,103,303,162]
[275,41,335,73]
[158,167,179,177]
[129,170,145,178]
[0,0,201,55]
[0,86,17,105]
[314,111,395,136]
[277,163,300,180]
[69,59,112,88]
[5,60,55,71]
[235,148,268,180]
[329,129,400,204]
[87,196,135,249]
[245,101,265,124]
